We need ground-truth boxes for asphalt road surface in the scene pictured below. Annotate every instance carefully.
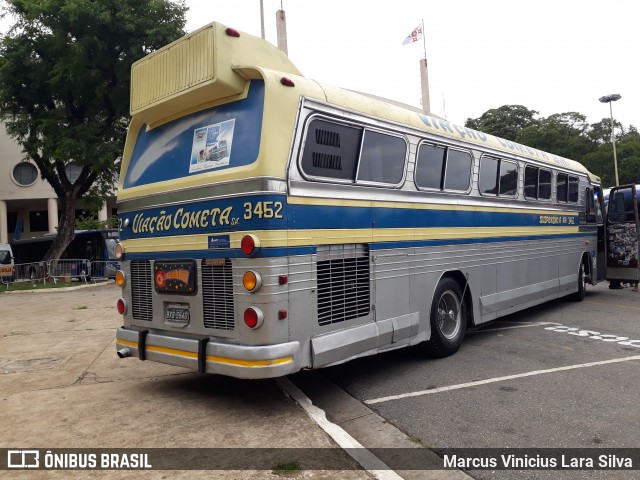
[317,282,640,479]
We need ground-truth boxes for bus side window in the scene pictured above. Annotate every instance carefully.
[357,130,407,185]
[300,118,362,181]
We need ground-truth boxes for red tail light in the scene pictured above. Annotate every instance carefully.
[116,298,127,315]
[244,307,264,329]
[241,234,260,256]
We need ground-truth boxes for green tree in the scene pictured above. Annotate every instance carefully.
[0,0,186,261]
[584,126,640,186]
[465,105,538,141]
[515,112,597,161]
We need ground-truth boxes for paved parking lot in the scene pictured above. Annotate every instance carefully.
[319,282,640,478]
[0,284,370,479]
[2,281,638,479]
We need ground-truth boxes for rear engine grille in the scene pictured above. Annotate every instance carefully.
[317,245,370,326]
[202,259,235,330]
[130,260,153,321]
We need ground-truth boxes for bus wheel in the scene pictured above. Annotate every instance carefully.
[571,263,586,302]
[421,277,467,358]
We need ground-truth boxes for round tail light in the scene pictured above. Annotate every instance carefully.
[116,298,127,315]
[241,234,260,256]
[244,307,264,329]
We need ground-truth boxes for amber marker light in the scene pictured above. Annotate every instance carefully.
[242,271,262,292]
[115,270,126,287]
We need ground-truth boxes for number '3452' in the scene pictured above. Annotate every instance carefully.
[244,201,284,220]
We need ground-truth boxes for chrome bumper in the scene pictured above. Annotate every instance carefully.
[116,327,301,379]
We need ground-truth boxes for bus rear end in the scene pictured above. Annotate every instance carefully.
[115,23,307,379]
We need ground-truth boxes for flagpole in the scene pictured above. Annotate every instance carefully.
[421,18,426,60]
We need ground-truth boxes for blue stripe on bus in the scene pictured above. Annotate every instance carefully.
[123,232,591,260]
[120,195,580,241]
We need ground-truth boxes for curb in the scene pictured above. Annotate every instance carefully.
[1,280,115,294]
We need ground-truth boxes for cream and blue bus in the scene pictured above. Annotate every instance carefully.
[114,23,606,379]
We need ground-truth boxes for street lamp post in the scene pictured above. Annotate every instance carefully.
[599,94,621,186]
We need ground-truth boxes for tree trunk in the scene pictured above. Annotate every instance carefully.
[42,193,78,263]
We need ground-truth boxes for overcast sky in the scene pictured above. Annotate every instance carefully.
[184,0,638,131]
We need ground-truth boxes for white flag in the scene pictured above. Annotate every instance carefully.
[402,23,423,45]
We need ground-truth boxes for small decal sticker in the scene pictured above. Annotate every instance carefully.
[190,119,235,173]
[208,235,231,249]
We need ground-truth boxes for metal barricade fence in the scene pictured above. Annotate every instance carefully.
[48,259,92,283]
[2,259,120,288]
[8,262,49,285]
[90,260,121,280]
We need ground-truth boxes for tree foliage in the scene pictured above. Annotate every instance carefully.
[466,105,640,187]
[465,105,538,141]
[0,0,186,260]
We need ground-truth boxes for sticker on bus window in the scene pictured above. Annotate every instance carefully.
[189,119,236,173]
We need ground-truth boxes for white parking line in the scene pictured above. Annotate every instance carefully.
[468,321,560,333]
[277,377,404,480]
[364,354,640,405]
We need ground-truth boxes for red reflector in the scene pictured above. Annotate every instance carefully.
[116,299,126,315]
[278,310,288,320]
[279,275,288,285]
[225,28,240,37]
[241,235,256,255]
[244,308,258,328]
[280,77,295,87]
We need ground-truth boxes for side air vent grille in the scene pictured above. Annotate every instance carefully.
[316,129,341,147]
[317,244,370,326]
[312,152,342,171]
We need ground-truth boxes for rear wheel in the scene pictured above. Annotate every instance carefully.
[571,262,586,301]
[420,277,467,357]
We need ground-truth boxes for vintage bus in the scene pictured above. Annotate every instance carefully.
[114,23,606,379]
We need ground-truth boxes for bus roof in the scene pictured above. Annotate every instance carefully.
[122,21,600,194]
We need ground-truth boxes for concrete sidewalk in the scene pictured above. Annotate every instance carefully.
[0,283,467,479]
[0,284,371,479]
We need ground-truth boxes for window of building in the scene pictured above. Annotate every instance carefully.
[357,130,407,185]
[12,162,38,186]
[29,211,49,232]
[415,143,472,192]
[479,156,518,197]
[65,163,84,184]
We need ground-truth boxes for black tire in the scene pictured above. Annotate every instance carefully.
[420,277,467,358]
[570,262,586,302]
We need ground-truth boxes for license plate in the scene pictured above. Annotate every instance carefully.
[165,304,190,325]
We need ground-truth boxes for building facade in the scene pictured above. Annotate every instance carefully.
[0,123,117,243]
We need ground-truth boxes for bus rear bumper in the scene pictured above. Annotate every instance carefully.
[116,327,301,379]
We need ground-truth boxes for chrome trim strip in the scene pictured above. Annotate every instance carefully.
[117,177,288,212]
